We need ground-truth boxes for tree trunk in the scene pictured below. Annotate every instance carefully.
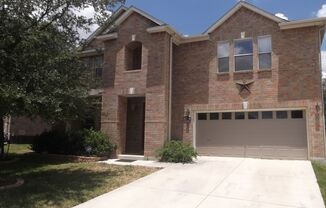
[0,117,4,158]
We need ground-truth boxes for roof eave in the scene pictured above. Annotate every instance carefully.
[78,48,105,57]
[204,2,284,34]
[279,17,326,30]
[96,32,118,41]
[79,6,127,51]
[147,25,209,45]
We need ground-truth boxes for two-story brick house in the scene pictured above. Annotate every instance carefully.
[81,1,326,160]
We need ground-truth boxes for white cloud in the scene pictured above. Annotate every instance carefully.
[275,13,288,20]
[317,4,326,17]
[73,6,111,39]
[73,6,99,39]
[322,51,326,78]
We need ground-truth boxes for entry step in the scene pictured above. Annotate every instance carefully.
[118,154,145,161]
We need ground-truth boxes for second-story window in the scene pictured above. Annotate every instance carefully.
[83,55,103,78]
[218,42,230,72]
[234,39,253,71]
[258,36,272,69]
[125,41,142,70]
[94,56,103,78]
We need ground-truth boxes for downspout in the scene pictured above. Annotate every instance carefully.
[319,25,326,158]
[168,36,173,140]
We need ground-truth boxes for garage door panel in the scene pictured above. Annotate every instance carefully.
[273,148,307,160]
[245,146,262,158]
[196,111,307,160]
[197,146,245,157]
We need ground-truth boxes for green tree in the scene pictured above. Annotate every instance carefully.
[0,0,124,158]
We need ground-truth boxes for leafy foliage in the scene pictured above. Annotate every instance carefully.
[0,0,124,157]
[312,162,326,203]
[31,129,116,157]
[156,140,198,163]
[82,129,117,156]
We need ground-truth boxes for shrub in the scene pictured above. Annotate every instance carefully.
[31,130,71,154]
[82,129,117,156]
[156,140,198,163]
[31,129,116,157]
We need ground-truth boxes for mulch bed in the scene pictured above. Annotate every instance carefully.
[29,152,110,162]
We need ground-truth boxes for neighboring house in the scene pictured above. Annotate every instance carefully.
[84,2,326,160]
[3,116,51,143]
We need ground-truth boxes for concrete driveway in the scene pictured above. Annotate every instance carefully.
[75,157,324,208]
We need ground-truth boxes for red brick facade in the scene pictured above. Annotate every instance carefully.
[99,13,171,156]
[84,4,325,159]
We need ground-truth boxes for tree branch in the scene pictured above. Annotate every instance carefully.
[37,0,52,23]
[40,1,71,31]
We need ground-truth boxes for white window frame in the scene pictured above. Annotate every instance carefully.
[234,38,254,71]
[258,35,272,70]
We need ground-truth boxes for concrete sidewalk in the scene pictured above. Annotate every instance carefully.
[74,157,325,208]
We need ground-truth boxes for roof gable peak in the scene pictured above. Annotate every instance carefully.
[204,1,286,34]
[114,6,165,27]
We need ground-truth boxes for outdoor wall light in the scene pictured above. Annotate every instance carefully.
[128,87,135,95]
[241,32,246,39]
[316,103,320,112]
[184,109,191,123]
[243,101,249,110]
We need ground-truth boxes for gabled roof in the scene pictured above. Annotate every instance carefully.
[111,6,165,29]
[83,6,128,47]
[82,6,165,49]
[81,2,326,52]
[204,1,286,34]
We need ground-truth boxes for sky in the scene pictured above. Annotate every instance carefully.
[123,0,326,76]
[78,0,326,75]
[123,0,324,37]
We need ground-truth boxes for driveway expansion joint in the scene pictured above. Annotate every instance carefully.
[194,158,246,208]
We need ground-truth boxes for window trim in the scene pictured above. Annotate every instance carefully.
[248,111,259,120]
[261,111,273,119]
[222,112,232,120]
[258,35,272,70]
[217,41,230,73]
[234,38,254,71]
[234,112,245,120]
[198,113,207,121]
[276,111,288,119]
[291,110,304,119]
[83,55,104,79]
[209,113,219,120]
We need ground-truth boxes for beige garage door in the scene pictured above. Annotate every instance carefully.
[196,110,307,160]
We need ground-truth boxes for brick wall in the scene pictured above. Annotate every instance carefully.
[96,7,324,159]
[101,13,171,157]
[171,7,325,158]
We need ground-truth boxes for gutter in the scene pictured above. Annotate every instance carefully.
[319,26,326,158]
[168,36,173,140]
[78,48,105,57]
[280,17,326,30]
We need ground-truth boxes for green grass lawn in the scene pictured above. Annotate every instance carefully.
[312,161,326,204]
[0,144,157,208]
